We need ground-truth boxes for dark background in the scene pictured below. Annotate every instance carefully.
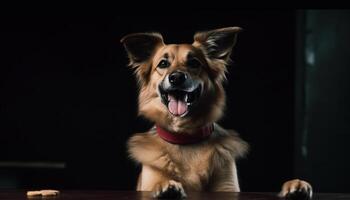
[0,10,349,193]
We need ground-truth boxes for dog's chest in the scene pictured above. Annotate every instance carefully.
[166,145,215,190]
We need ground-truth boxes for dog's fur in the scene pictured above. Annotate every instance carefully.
[121,27,312,199]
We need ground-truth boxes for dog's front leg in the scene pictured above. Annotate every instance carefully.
[208,162,240,192]
[139,165,186,199]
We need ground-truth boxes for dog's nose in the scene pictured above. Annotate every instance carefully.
[169,71,187,86]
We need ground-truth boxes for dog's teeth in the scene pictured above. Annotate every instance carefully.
[184,94,188,102]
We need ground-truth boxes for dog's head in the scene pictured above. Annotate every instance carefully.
[121,27,241,132]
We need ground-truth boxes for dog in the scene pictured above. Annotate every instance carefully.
[121,27,313,199]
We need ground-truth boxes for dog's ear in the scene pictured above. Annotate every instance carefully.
[193,27,242,62]
[121,33,164,83]
[121,32,164,65]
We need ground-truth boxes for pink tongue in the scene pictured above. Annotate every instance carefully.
[168,95,188,116]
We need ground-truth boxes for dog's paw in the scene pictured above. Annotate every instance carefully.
[153,180,186,199]
[278,179,313,200]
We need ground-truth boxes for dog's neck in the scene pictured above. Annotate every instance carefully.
[155,124,214,145]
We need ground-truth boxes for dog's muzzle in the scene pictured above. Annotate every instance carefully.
[158,71,202,117]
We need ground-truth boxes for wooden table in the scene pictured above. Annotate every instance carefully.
[0,190,349,200]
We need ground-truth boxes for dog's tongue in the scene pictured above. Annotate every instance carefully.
[168,94,188,116]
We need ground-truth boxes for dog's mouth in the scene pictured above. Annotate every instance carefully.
[159,85,202,117]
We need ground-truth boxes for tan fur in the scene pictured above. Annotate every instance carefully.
[128,125,248,192]
[136,44,226,133]
[279,179,313,199]
[121,27,312,198]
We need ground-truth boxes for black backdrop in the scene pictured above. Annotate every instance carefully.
[0,11,296,191]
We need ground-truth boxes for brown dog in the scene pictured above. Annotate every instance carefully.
[121,27,312,199]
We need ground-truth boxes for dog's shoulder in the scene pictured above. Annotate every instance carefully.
[211,124,249,162]
[127,127,165,164]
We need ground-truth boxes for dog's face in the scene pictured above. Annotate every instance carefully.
[121,27,241,132]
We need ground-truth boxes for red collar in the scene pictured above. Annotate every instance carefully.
[155,124,214,145]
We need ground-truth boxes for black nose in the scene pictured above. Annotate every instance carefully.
[169,71,187,86]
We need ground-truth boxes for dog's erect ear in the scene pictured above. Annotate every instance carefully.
[193,27,242,61]
[121,33,164,65]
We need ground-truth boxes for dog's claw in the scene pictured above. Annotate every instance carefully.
[279,179,313,200]
[153,180,186,199]
[285,189,311,200]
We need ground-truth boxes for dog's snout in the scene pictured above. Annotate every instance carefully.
[169,71,187,86]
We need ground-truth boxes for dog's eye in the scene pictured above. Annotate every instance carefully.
[186,58,202,68]
[157,60,170,69]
